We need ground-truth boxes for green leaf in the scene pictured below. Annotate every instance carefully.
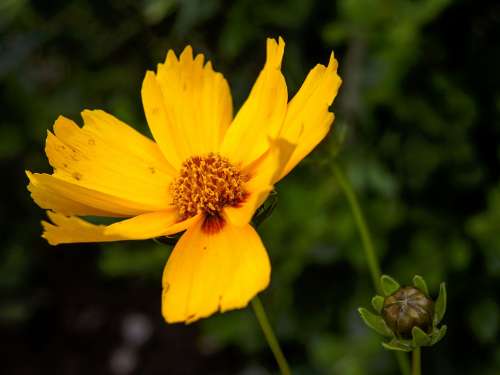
[412,326,431,347]
[371,295,385,313]
[430,325,447,345]
[382,340,412,352]
[251,191,278,228]
[380,275,400,296]
[412,275,429,297]
[434,282,447,325]
[358,308,393,337]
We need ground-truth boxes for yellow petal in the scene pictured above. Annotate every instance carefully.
[277,53,341,180]
[27,172,120,217]
[82,109,176,176]
[28,172,152,217]
[162,218,270,323]
[42,211,198,245]
[105,212,201,239]
[142,47,233,169]
[224,138,296,227]
[220,37,288,168]
[42,211,129,245]
[40,114,173,213]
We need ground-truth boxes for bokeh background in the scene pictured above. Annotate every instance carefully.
[1,0,499,374]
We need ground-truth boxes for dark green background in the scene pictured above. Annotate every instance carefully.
[1,0,499,374]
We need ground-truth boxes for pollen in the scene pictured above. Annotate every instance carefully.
[171,153,247,219]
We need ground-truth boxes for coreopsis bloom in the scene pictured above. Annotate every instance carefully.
[27,37,341,323]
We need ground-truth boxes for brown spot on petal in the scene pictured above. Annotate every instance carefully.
[201,214,225,235]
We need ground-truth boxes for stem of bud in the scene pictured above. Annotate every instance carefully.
[412,347,421,375]
[332,162,410,375]
[331,163,382,293]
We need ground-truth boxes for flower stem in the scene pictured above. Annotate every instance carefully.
[332,162,410,375]
[398,351,411,375]
[251,296,291,375]
[412,348,421,375]
[331,163,382,293]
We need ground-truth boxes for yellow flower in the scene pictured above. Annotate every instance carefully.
[26,37,341,323]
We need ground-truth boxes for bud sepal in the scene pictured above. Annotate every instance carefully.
[358,274,447,352]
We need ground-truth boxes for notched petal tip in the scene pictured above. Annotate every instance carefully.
[165,49,178,65]
[178,45,205,68]
[193,52,204,67]
[204,60,213,71]
[25,171,38,195]
[143,70,157,83]
[180,45,194,60]
[328,52,339,71]
[266,36,286,69]
[326,52,342,91]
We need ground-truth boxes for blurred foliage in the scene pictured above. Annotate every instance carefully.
[1,0,500,374]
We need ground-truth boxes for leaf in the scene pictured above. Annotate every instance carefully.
[358,308,393,337]
[153,233,181,246]
[412,326,431,347]
[382,340,412,352]
[371,295,385,313]
[251,191,278,228]
[430,325,447,345]
[380,275,400,296]
[412,275,429,297]
[434,282,447,325]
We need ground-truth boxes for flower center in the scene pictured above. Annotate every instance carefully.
[171,153,247,219]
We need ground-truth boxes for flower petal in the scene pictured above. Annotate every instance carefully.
[42,211,199,245]
[162,219,270,323]
[27,172,120,217]
[37,114,174,213]
[277,53,341,181]
[42,211,129,245]
[224,138,296,227]
[105,212,201,239]
[142,47,233,169]
[220,37,288,168]
[27,172,149,217]
[82,109,176,176]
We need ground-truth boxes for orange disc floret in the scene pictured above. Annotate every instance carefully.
[170,153,247,219]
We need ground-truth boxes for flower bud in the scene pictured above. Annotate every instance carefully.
[382,286,434,338]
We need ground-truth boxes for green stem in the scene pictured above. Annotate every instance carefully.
[251,296,292,375]
[397,351,411,375]
[331,163,382,293]
[412,348,421,375]
[332,162,410,375]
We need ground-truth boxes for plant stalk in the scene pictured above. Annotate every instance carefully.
[412,347,421,375]
[251,296,291,375]
[332,162,410,375]
[331,163,382,293]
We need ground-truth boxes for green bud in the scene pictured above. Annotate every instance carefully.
[358,275,447,351]
[382,286,434,339]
